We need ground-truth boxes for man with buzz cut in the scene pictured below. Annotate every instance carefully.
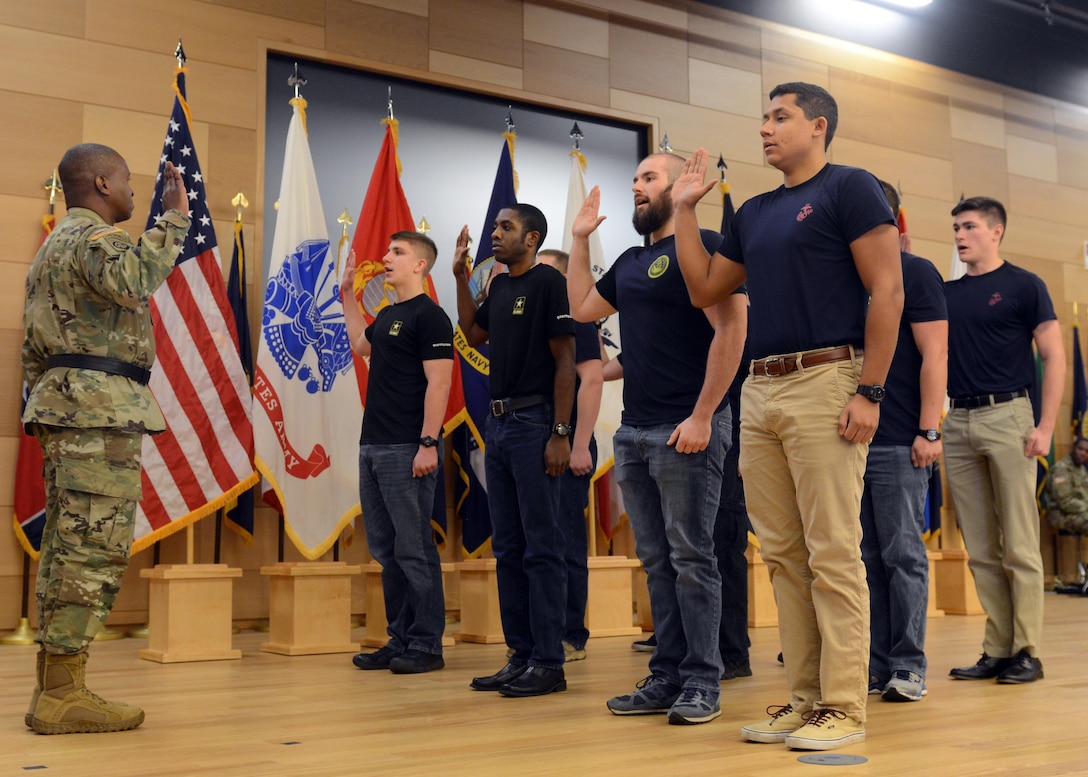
[670,82,904,750]
[944,196,1063,685]
[454,203,577,698]
[341,231,453,676]
[568,152,747,726]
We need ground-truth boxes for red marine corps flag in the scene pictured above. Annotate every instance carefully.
[133,52,258,551]
[253,83,362,559]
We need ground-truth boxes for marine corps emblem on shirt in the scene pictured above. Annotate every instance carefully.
[513,296,526,315]
[648,255,669,279]
[389,320,403,336]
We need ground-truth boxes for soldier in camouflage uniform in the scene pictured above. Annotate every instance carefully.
[21,143,190,735]
[1047,438,1088,535]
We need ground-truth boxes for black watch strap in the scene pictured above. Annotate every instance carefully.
[419,435,439,448]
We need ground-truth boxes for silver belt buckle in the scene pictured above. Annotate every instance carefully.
[764,357,786,377]
[490,399,506,417]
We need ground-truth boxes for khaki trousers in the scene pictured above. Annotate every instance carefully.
[740,355,870,721]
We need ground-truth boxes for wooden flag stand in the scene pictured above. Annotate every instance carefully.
[260,561,361,655]
[139,526,243,663]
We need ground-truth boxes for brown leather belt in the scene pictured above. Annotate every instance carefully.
[750,345,861,378]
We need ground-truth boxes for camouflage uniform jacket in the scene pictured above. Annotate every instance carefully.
[1048,454,1088,517]
[22,206,191,432]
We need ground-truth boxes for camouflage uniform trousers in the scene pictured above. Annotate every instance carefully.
[32,425,144,655]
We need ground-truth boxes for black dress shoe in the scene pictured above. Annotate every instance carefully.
[498,666,567,697]
[996,650,1044,684]
[949,653,1013,680]
[470,662,527,691]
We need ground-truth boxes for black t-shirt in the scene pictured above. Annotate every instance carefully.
[477,262,575,399]
[597,230,728,426]
[361,293,454,444]
[875,253,948,446]
[944,261,1056,397]
[718,164,895,359]
[571,320,600,430]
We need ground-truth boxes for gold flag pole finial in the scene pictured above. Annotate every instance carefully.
[232,191,249,223]
[336,209,353,277]
[44,170,62,208]
[417,216,431,234]
[175,39,186,68]
[659,134,673,153]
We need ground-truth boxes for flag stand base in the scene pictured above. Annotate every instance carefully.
[259,562,361,655]
[585,557,642,637]
[933,549,985,615]
[93,627,126,641]
[361,562,456,648]
[0,617,36,646]
[453,559,505,643]
[138,564,243,663]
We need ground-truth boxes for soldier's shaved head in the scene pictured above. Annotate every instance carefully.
[58,144,125,203]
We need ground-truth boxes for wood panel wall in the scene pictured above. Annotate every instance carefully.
[2,0,1087,629]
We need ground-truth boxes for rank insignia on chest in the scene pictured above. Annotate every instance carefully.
[512,296,526,316]
[389,320,403,336]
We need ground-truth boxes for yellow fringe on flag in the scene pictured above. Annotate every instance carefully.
[291,96,308,135]
[382,116,402,177]
[504,130,519,193]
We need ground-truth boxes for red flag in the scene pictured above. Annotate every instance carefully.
[348,120,465,429]
[133,66,258,551]
[12,214,55,557]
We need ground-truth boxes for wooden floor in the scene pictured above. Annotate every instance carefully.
[2,595,1087,777]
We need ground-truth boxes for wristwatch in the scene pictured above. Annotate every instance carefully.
[419,435,440,448]
[856,384,886,403]
[919,429,941,442]
[552,423,572,437]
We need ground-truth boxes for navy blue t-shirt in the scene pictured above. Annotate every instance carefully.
[477,262,575,399]
[361,293,454,444]
[571,320,600,430]
[717,164,896,360]
[875,253,947,447]
[596,230,728,426]
[944,261,1056,397]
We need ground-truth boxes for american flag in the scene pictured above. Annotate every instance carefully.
[132,65,258,552]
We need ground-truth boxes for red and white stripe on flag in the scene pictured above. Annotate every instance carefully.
[132,66,257,552]
[253,96,363,559]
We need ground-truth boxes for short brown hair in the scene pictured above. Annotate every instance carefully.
[390,230,438,274]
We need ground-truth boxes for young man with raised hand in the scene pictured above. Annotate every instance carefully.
[670,82,904,750]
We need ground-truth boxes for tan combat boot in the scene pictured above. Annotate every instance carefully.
[30,652,144,734]
[25,649,45,728]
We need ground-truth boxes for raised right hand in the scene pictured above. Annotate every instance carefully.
[671,148,717,210]
[160,161,189,216]
[340,249,357,297]
[572,186,607,239]
[452,225,471,279]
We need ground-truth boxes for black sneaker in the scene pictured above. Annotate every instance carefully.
[352,645,401,670]
[389,649,445,674]
[631,635,657,653]
[721,657,752,680]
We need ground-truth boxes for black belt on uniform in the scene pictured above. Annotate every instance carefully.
[44,354,152,386]
[948,388,1028,410]
[489,394,549,417]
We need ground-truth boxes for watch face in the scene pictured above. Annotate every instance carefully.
[925,430,940,442]
[553,423,571,437]
[871,385,886,401]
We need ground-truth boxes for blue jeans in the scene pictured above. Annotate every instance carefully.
[614,408,729,691]
[560,436,597,650]
[716,433,751,664]
[359,443,445,655]
[485,404,566,669]
[859,445,930,679]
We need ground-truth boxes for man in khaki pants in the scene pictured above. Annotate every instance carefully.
[670,82,903,750]
[944,196,1064,685]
